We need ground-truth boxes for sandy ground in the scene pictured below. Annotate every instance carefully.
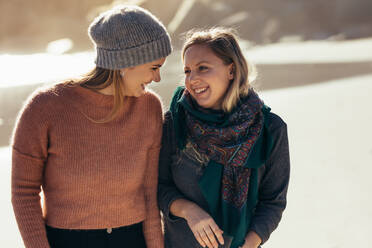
[1,75,371,247]
[259,74,372,248]
[0,146,23,248]
[1,38,372,247]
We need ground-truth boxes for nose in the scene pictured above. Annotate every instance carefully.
[153,70,161,82]
[187,71,199,85]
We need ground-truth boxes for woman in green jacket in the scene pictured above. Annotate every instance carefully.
[158,27,290,248]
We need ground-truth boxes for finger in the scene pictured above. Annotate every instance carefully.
[209,224,224,245]
[200,229,214,248]
[196,232,207,248]
[192,230,206,247]
[204,227,219,248]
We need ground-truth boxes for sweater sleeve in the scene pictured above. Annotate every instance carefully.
[157,111,186,221]
[11,92,50,248]
[249,120,290,244]
[142,96,164,248]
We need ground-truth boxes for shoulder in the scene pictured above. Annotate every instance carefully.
[264,112,289,157]
[140,90,165,128]
[163,110,176,137]
[164,110,175,129]
[161,110,177,152]
[140,89,163,117]
[16,83,78,127]
[19,83,67,114]
[12,84,66,145]
[142,89,163,110]
[164,110,173,122]
[265,112,287,133]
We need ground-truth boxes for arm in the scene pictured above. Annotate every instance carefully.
[142,98,164,248]
[11,93,50,248]
[170,198,224,248]
[157,112,187,221]
[157,112,224,248]
[248,122,290,245]
[241,231,262,248]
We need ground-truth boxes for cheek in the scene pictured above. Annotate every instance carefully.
[219,81,230,95]
[184,81,195,95]
[184,76,191,88]
[131,69,148,83]
[145,71,154,81]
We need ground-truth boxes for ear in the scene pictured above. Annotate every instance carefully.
[228,63,235,80]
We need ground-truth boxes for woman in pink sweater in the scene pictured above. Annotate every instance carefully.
[11,5,171,248]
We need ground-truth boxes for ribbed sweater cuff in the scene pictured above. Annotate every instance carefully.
[143,210,164,248]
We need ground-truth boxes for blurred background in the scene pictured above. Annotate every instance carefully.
[1,0,372,247]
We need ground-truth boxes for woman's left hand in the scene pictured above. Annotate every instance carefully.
[239,243,259,248]
[239,231,261,248]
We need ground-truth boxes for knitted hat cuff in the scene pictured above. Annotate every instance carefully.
[95,34,171,70]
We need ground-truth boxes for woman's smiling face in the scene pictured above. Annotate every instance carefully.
[183,44,233,110]
[121,57,166,97]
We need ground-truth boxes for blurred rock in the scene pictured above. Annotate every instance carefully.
[1,0,371,52]
[0,0,109,53]
[46,39,74,54]
[170,0,372,45]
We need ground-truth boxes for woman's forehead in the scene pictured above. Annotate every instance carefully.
[183,44,221,66]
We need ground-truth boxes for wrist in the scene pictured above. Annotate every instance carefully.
[180,200,197,220]
[244,231,262,247]
[170,198,195,220]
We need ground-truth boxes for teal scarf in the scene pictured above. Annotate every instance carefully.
[170,87,274,248]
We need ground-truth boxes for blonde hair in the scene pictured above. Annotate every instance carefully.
[64,67,125,123]
[182,27,256,112]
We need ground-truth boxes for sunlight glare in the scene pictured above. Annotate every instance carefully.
[46,38,73,54]
[0,52,95,88]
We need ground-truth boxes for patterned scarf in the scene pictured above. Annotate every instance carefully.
[180,89,264,210]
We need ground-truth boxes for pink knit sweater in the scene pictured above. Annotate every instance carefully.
[11,83,164,248]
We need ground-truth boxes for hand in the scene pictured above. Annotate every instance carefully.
[183,203,224,248]
[240,243,259,248]
[239,231,261,248]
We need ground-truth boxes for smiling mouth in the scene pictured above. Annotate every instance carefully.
[194,87,208,94]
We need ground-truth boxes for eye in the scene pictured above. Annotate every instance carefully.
[151,67,159,71]
[184,69,190,74]
[199,65,208,71]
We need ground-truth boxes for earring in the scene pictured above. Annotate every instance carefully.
[229,69,234,80]
[120,71,125,77]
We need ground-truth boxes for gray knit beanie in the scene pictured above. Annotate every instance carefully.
[88,5,172,70]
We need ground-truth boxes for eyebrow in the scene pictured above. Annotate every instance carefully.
[152,64,163,67]
[184,61,211,68]
[196,61,211,65]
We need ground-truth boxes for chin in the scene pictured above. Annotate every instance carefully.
[136,91,146,97]
[129,89,145,97]
[198,101,221,110]
[196,101,211,109]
